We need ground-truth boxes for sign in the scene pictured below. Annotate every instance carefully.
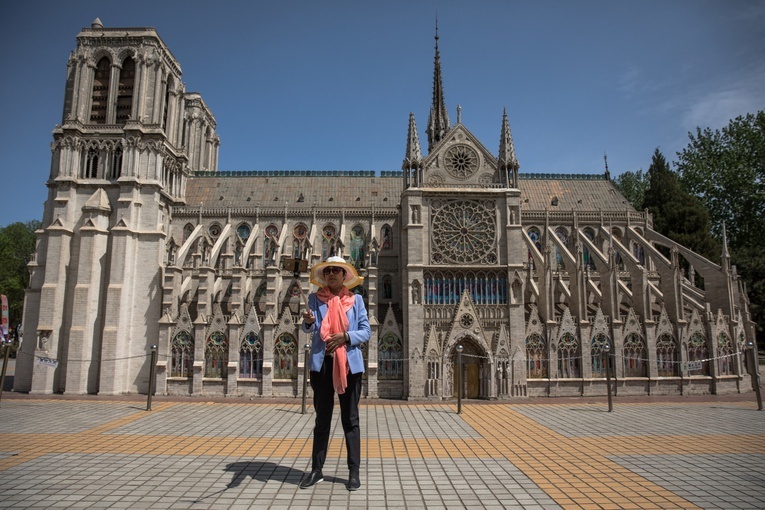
[683,361,703,371]
[1,295,8,340]
[36,357,59,368]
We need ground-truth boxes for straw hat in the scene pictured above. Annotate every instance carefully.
[309,256,363,289]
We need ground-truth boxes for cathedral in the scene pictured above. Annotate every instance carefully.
[15,19,756,400]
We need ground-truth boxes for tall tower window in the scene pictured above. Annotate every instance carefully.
[116,57,135,125]
[85,147,99,178]
[90,57,110,124]
[350,225,365,269]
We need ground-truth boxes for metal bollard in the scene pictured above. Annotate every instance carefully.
[146,345,158,411]
[456,344,463,415]
[604,342,613,412]
[747,340,763,411]
[301,343,310,415]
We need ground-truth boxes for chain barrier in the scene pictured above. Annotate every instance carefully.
[376,350,746,366]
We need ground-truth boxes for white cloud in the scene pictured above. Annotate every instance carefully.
[682,63,765,131]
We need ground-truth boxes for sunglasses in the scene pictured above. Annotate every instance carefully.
[323,266,345,275]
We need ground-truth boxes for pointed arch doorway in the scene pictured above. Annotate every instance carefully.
[450,339,484,399]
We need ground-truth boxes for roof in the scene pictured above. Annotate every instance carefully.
[181,171,634,214]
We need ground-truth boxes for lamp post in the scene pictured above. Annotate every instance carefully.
[604,342,613,413]
[746,340,763,411]
[456,345,463,415]
[146,345,158,411]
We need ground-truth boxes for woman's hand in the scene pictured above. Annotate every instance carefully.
[325,332,347,353]
[302,308,315,325]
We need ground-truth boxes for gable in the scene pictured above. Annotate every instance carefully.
[422,124,499,188]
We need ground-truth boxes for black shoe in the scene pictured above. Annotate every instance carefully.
[299,470,323,489]
[346,471,360,491]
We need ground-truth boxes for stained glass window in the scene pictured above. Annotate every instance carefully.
[274,333,298,379]
[688,333,710,375]
[171,331,193,378]
[379,334,403,380]
[525,334,547,378]
[591,334,610,378]
[623,333,647,377]
[240,332,263,379]
[557,333,580,378]
[656,334,678,376]
[717,333,733,376]
[205,331,228,378]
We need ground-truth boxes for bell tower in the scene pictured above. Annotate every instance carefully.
[17,19,219,395]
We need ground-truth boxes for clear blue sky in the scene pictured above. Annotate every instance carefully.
[1,0,763,226]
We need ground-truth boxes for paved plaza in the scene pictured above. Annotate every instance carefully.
[0,392,763,509]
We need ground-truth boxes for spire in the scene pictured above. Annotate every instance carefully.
[426,19,450,152]
[403,112,422,169]
[604,152,611,180]
[403,112,423,189]
[721,221,730,259]
[498,108,520,187]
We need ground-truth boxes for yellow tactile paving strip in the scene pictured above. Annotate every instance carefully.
[1,400,763,509]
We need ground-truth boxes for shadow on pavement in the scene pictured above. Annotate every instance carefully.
[226,460,308,488]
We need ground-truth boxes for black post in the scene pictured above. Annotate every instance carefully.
[604,342,613,413]
[747,340,763,411]
[0,339,10,405]
[146,345,158,411]
[302,342,310,415]
[456,344,463,415]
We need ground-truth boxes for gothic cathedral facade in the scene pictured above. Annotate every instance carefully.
[16,20,756,399]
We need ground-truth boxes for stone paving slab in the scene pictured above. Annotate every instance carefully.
[0,395,764,509]
[511,402,762,438]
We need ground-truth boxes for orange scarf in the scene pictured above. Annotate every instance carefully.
[317,287,355,394]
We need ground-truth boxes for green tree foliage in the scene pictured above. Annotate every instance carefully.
[0,221,40,326]
[643,148,719,261]
[676,111,765,250]
[675,111,765,342]
[613,169,648,210]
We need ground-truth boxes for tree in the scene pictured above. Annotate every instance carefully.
[676,111,765,250]
[0,221,40,328]
[643,148,719,261]
[613,169,648,210]
[675,111,765,343]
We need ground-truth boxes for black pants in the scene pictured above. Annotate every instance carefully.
[310,356,362,473]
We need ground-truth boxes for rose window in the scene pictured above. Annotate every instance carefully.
[460,314,473,328]
[431,200,497,264]
[444,144,479,180]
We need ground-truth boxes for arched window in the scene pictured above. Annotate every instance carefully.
[274,333,298,379]
[263,224,278,268]
[623,333,647,377]
[382,275,392,299]
[555,227,568,270]
[687,333,710,376]
[110,145,123,179]
[239,332,263,379]
[582,227,596,270]
[350,225,366,269]
[717,333,734,376]
[656,334,678,376]
[525,334,547,378]
[292,224,308,260]
[322,224,337,259]
[85,147,99,178]
[378,334,403,380]
[90,57,110,124]
[205,331,228,378]
[557,333,580,378]
[527,227,541,269]
[116,57,135,125]
[381,224,392,250]
[170,331,193,378]
[632,241,645,265]
[162,75,172,131]
[591,334,610,378]
[183,223,194,244]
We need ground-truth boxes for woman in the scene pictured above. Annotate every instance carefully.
[299,256,371,491]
